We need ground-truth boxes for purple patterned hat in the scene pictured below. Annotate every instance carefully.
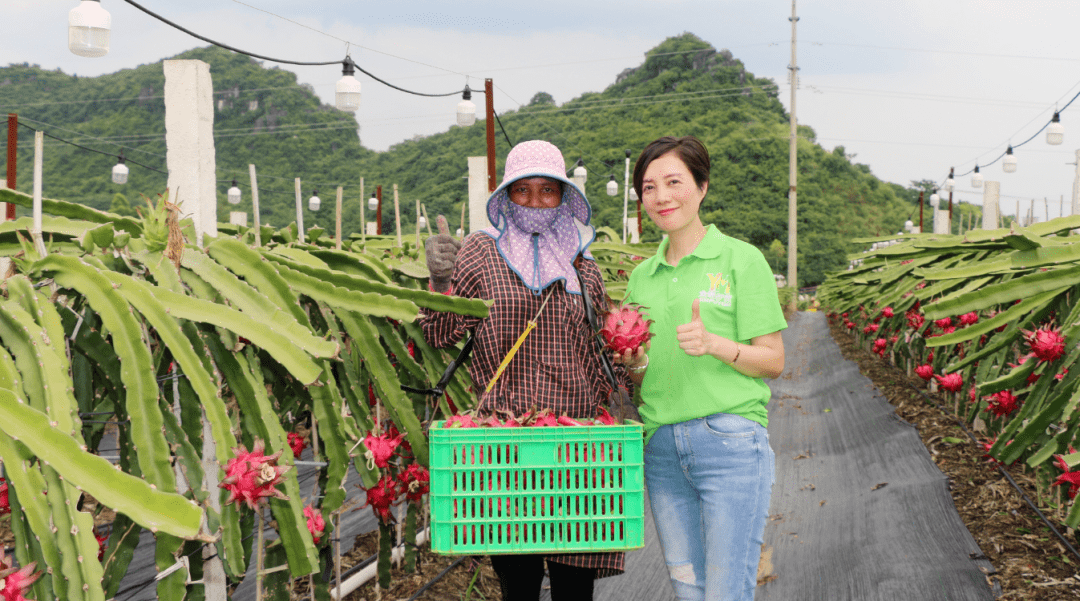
[482,140,596,295]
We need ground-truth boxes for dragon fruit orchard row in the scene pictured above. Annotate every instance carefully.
[818,214,1080,532]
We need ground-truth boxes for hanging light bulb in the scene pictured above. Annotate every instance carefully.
[457,86,476,127]
[1003,145,1017,173]
[629,186,639,202]
[606,174,618,196]
[418,215,427,230]
[69,0,111,58]
[111,152,128,184]
[971,165,983,188]
[309,190,321,212]
[1047,112,1065,145]
[227,179,241,205]
[456,227,464,237]
[335,58,361,112]
[573,159,587,185]
[930,191,940,205]
[944,176,954,192]
[904,220,913,232]
[368,195,378,211]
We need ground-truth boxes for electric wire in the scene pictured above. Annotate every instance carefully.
[120,0,464,98]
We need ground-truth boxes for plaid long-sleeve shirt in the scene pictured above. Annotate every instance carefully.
[419,232,630,577]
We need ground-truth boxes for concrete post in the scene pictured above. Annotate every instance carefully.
[468,156,491,233]
[626,217,640,243]
[1072,149,1080,217]
[164,60,217,247]
[933,205,949,234]
[982,181,1000,230]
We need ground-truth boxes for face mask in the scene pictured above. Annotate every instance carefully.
[508,203,558,233]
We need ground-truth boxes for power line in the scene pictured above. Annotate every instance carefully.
[805,41,1080,63]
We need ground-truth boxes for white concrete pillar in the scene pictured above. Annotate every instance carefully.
[164,59,217,247]
[468,156,491,233]
[933,205,949,234]
[1072,149,1080,217]
[229,211,247,227]
[982,181,1000,230]
[626,217,640,243]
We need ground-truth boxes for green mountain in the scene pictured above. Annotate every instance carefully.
[1,33,929,286]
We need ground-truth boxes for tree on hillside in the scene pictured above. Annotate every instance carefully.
[109,192,136,217]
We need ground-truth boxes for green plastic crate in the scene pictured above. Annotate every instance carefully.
[429,421,645,555]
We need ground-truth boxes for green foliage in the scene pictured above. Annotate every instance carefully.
[2,34,925,286]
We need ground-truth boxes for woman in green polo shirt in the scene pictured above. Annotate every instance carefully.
[616,135,787,601]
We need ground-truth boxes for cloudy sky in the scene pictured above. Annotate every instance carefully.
[8,1,1080,222]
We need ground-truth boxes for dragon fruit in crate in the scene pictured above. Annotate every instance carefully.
[601,302,654,355]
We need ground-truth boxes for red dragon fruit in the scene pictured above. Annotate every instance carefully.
[95,529,108,561]
[363,474,399,522]
[303,505,325,544]
[398,463,430,502]
[1022,325,1066,363]
[595,407,616,426]
[445,414,479,429]
[0,557,41,601]
[934,317,952,330]
[958,312,978,326]
[934,373,963,392]
[914,364,934,381]
[219,439,291,511]
[985,390,1020,418]
[600,302,654,355]
[287,432,307,459]
[363,431,404,469]
[1052,449,1080,499]
[905,309,924,330]
[882,307,894,318]
[872,338,887,357]
[0,478,8,515]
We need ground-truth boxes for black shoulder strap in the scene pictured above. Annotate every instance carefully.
[574,261,622,394]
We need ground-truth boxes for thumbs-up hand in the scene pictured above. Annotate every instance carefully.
[676,299,713,357]
[425,215,462,293]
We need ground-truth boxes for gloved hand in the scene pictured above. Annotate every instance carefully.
[425,215,461,293]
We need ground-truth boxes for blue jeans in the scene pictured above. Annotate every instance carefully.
[644,413,775,601]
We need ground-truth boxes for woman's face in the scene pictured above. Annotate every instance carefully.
[641,152,707,233]
[508,177,563,209]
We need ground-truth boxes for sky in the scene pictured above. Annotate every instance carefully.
[8,0,1080,223]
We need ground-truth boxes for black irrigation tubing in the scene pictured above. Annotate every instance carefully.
[867,339,1080,563]
[406,556,469,601]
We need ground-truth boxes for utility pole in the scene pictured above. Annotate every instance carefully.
[786,0,799,306]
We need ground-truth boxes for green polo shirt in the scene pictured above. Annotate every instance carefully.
[625,225,787,444]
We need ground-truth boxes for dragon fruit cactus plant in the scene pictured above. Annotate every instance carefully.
[219,439,291,511]
[601,302,654,355]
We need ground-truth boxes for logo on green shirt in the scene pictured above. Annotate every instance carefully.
[701,272,733,307]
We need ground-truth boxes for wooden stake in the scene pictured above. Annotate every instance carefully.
[415,199,421,248]
[421,203,433,235]
[336,186,343,251]
[360,177,366,243]
[32,131,45,257]
[295,178,305,243]
[393,184,402,247]
[249,164,262,247]
[460,201,467,237]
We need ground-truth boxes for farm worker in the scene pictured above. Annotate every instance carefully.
[420,140,632,600]
[617,135,786,601]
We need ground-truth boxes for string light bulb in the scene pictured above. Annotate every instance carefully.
[944,176,954,192]
[309,190,321,212]
[368,195,378,211]
[111,152,128,184]
[971,165,983,188]
[227,180,241,205]
[930,191,940,205]
[335,58,361,112]
[418,215,427,230]
[573,159,587,185]
[69,0,111,58]
[904,220,914,232]
[1003,146,1017,173]
[457,86,476,127]
[1047,112,1064,145]
[456,227,464,237]
[629,186,639,202]
[606,174,618,196]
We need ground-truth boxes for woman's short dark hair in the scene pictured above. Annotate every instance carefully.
[632,136,711,199]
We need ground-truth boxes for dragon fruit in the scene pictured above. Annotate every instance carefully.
[445,414,480,429]
[363,431,404,469]
[934,317,952,330]
[1022,325,1065,363]
[287,432,307,459]
[398,463,430,502]
[882,307,894,318]
[363,474,399,522]
[906,309,924,330]
[0,557,41,601]
[934,372,963,393]
[219,439,291,511]
[958,312,979,326]
[600,302,654,355]
[95,529,108,561]
[1052,448,1080,499]
[872,338,887,357]
[914,364,934,381]
[985,390,1020,418]
[0,478,8,515]
[303,505,325,544]
[595,407,616,426]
